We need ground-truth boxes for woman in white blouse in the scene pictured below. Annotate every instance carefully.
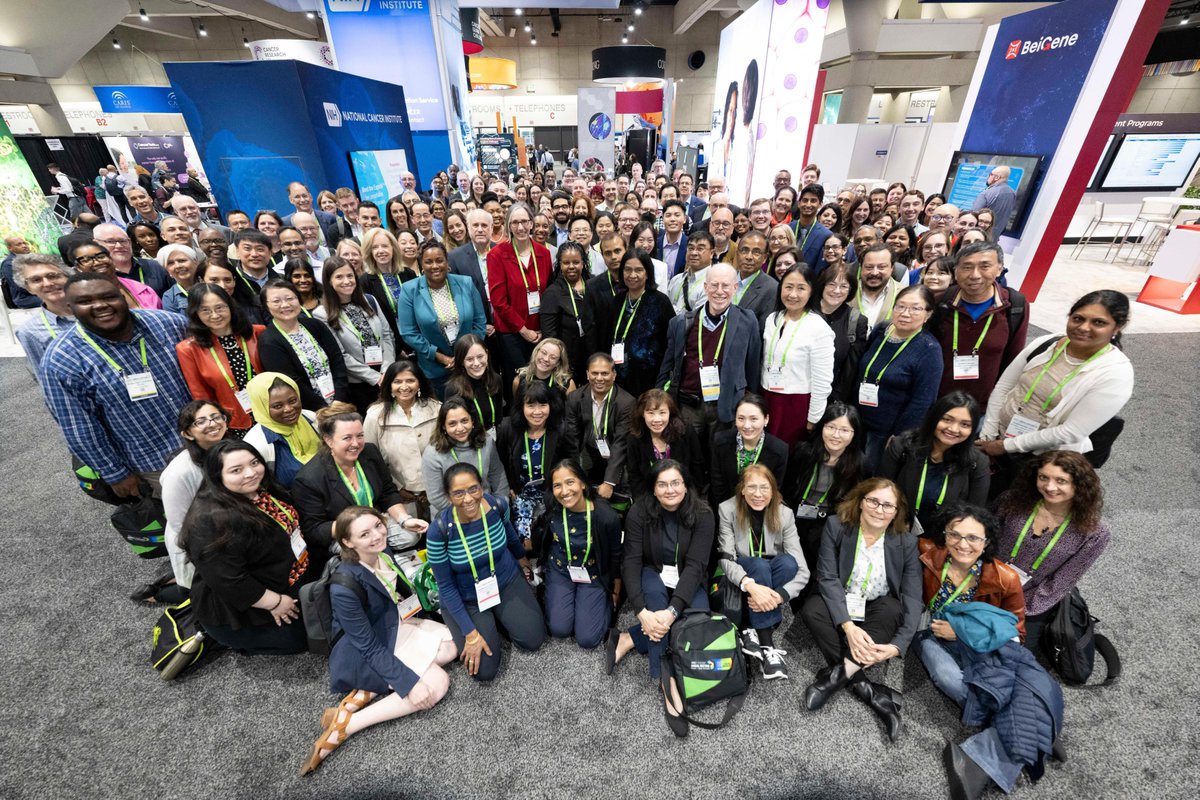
[364,359,443,520]
[760,262,836,449]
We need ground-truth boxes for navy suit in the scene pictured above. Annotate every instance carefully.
[447,242,493,323]
[791,219,832,272]
[655,231,689,281]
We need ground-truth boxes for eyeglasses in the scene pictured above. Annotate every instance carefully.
[74,254,110,264]
[190,412,227,429]
[893,304,928,315]
[197,305,230,317]
[822,244,844,252]
[945,530,987,545]
[93,238,128,246]
[744,483,772,495]
[266,297,298,307]
[449,484,484,500]
[825,426,854,436]
[655,479,685,491]
[510,219,533,227]
[931,214,956,223]
[862,496,897,513]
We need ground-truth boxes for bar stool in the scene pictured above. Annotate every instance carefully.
[1070,201,1134,260]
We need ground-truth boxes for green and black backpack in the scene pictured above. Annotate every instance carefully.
[659,608,749,730]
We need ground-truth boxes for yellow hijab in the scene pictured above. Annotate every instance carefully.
[247,372,320,463]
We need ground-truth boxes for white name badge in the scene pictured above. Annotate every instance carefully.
[124,372,158,401]
[661,564,680,589]
[363,345,384,366]
[235,388,253,413]
[568,565,592,584]
[699,365,721,402]
[846,592,867,622]
[526,291,541,315]
[611,342,626,365]
[796,503,822,520]
[1010,564,1032,586]
[1004,413,1040,439]
[398,593,422,620]
[596,438,611,459]
[858,382,880,407]
[487,426,497,442]
[475,574,501,610]
[765,367,785,392]
[953,354,981,381]
[288,528,307,559]
[317,373,336,400]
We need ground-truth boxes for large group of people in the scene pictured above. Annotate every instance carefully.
[6,156,1133,796]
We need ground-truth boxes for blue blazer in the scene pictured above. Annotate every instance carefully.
[655,231,689,281]
[792,220,832,272]
[329,553,422,696]
[398,273,486,380]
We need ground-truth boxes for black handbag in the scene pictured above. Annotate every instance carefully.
[110,490,168,559]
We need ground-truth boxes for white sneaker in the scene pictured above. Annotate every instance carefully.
[741,628,762,659]
[761,646,789,680]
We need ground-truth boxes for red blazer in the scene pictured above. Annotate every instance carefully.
[176,324,266,431]
[486,240,553,334]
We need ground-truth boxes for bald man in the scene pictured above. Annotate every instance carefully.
[928,204,961,236]
[971,165,1017,236]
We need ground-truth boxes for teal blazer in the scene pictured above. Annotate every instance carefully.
[397,273,486,380]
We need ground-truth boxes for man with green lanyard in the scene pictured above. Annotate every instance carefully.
[856,246,902,328]
[564,354,636,500]
[791,184,832,270]
[731,230,778,325]
[232,230,275,294]
[39,273,190,499]
[13,254,75,380]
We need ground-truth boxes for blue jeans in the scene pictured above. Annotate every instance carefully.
[915,629,969,706]
[961,728,1024,793]
[544,564,611,649]
[629,567,708,679]
[736,554,799,630]
[863,432,888,476]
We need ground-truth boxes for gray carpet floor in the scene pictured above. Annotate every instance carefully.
[1,331,1197,800]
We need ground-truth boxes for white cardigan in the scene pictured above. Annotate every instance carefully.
[313,295,395,385]
[760,310,837,424]
[982,333,1134,454]
[363,398,442,495]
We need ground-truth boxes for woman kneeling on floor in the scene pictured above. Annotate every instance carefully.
[717,463,808,680]
[302,506,457,776]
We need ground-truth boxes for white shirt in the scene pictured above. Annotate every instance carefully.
[760,311,836,423]
[848,533,889,601]
[667,266,709,314]
[858,279,900,328]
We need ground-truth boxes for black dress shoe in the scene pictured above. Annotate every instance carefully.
[662,684,689,738]
[603,630,618,675]
[850,675,903,741]
[943,740,991,800]
[803,663,850,711]
[1051,739,1067,762]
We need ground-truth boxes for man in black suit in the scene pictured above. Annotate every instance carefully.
[586,231,626,356]
[563,353,636,499]
[655,199,689,281]
[447,208,495,334]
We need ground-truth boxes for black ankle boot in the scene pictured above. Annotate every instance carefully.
[803,663,850,711]
[943,741,992,800]
[849,674,903,741]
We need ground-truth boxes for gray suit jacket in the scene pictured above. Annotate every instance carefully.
[448,242,493,323]
[656,303,762,424]
[735,271,778,327]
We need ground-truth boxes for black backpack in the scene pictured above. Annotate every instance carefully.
[1041,587,1120,686]
[1025,336,1124,468]
[66,173,87,196]
[299,557,368,656]
[104,174,121,195]
[659,609,749,730]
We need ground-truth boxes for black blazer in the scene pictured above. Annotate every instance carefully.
[611,289,674,399]
[563,384,636,487]
[540,277,594,386]
[815,517,923,656]
[494,419,577,493]
[292,444,405,558]
[530,497,623,593]
[708,428,789,507]
[584,270,623,354]
[258,314,350,411]
[879,433,990,533]
[448,243,493,323]
[818,303,869,404]
[624,426,707,499]
[622,497,715,614]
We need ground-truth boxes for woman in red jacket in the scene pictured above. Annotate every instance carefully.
[486,202,552,390]
[176,283,266,437]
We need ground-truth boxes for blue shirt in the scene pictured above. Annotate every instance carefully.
[16,307,75,379]
[961,297,995,322]
[161,284,190,316]
[40,310,190,482]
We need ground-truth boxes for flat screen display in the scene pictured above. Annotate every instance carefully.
[942,151,1043,236]
[349,149,410,209]
[1099,133,1200,190]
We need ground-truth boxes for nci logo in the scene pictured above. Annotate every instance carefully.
[323,102,343,127]
[1005,32,1079,60]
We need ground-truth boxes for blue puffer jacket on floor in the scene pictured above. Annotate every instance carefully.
[958,640,1064,768]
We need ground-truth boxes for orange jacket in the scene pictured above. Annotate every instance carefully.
[919,539,1026,641]
[176,325,266,430]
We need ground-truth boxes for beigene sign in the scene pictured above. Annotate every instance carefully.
[1005,32,1079,60]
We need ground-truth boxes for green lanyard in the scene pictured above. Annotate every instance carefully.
[605,270,617,297]
[516,246,540,294]
[952,310,995,356]
[237,268,260,295]
[266,495,297,532]
[272,320,330,377]
[768,312,807,368]
[208,337,254,390]
[453,506,497,581]
[846,527,874,594]
[613,295,642,343]
[697,315,729,367]
[77,324,148,374]
[562,501,593,565]
[1021,340,1111,412]
[734,270,760,304]
[736,435,764,475]
[928,560,975,612]
[473,394,496,429]
[42,310,60,339]
[1010,501,1071,572]
[455,445,485,476]
[427,279,457,326]
[592,387,613,439]
[376,551,416,604]
[379,274,399,315]
[862,328,915,384]
[337,459,374,507]
[915,459,949,511]
[801,464,832,506]
[565,279,584,321]
[750,517,766,558]
[523,432,545,483]
[793,220,815,251]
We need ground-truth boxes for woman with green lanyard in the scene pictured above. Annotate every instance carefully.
[398,240,486,399]
[293,402,428,571]
[359,227,417,344]
[496,381,574,548]
[302,505,457,776]
[539,242,594,388]
[880,391,990,535]
[444,334,507,439]
[176,283,265,437]
[258,280,349,411]
[708,394,789,506]
[977,290,1133,485]
[760,262,835,448]
[800,477,921,741]
[158,243,201,315]
[314,256,396,415]
[531,459,623,649]
[994,451,1110,652]
[854,284,943,474]
[420,398,510,515]
[487,201,553,391]
[608,251,673,398]
[511,337,577,401]
[915,504,1025,705]
[426,463,544,683]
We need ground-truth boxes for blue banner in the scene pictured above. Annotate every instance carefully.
[94,86,181,114]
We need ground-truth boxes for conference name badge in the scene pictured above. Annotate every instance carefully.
[124,372,158,401]
[235,388,253,413]
[526,291,541,315]
[363,345,384,366]
[846,592,867,622]
[953,355,981,381]
[288,528,307,559]
[766,367,785,392]
[661,564,680,589]
[858,382,880,407]
[475,574,501,610]
[568,565,592,584]
[398,593,422,621]
[317,374,336,400]
[611,342,626,365]
[596,438,611,459]
[1004,414,1039,439]
[699,366,721,402]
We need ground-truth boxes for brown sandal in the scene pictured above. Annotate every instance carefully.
[319,689,376,729]
[301,707,352,776]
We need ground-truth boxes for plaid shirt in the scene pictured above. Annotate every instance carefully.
[40,310,190,483]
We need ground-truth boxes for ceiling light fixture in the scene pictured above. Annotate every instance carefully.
[621,35,628,43]
[198,22,207,36]
[112,38,121,49]
[515,7,523,15]
[524,22,531,32]
[243,36,250,47]
[634,6,643,15]
[1182,16,1190,25]
[139,7,149,21]
[531,35,538,45]
[306,11,316,19]
[627,24,635,32]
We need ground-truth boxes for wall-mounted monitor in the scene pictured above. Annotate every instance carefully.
[349,149,411,209]
[942,151,1043,236]
[1098,133,1200,191]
